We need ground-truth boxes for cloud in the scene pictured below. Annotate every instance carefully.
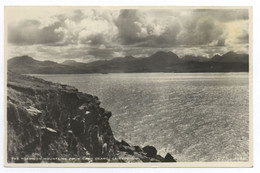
[6,8,250,62]
[115,9,248,48]
[8,9,119,46]
[116,10,148,44]
[8,19,64,45]
[193,9,249,22]
[237,30,249,44]
[217,38,226,46]
[87,47,115,59]
[175,9,249,47]
[155,22,181,45]
[78,17,117,45]
[53,9,118,46]
[223,20,249,46]
[71,10,85,23]
[177,16,224,46]
[116,9,183,47]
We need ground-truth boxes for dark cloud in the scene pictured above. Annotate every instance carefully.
[177,17,223,46]
[237,30,249,44]
[8,20,63,45]
[217,38,225,46]
[116,10,149,44]
[196,18,223,44]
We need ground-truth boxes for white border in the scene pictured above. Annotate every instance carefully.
[1,0,260,173]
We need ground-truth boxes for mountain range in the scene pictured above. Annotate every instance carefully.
[8,51,249,74]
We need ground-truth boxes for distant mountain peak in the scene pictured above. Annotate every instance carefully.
[152,51,167,56]
[8,56,86,74]
[211,51,248,63]
[43,60,58,65]
[12,55,33,60]
[151,51,178,58]
[223,51,237,57]
[8,55,36,65]
[62,60,78,65]
[167,51,175,55]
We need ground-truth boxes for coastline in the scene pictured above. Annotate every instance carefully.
[6,72,176,163]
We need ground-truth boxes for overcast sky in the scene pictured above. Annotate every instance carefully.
[6,7,249,63]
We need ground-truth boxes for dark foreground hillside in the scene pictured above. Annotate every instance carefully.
[7,72,176,163]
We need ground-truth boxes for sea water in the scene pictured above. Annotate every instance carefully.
[34,73,249,162]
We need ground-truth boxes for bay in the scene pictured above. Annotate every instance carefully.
[33,72,249,162]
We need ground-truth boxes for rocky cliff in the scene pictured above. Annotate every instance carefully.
[7,72,176,163]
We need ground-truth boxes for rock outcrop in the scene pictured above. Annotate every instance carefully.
[7,72,176,163]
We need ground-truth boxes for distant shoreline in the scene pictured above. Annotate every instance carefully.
[27,71,250,76]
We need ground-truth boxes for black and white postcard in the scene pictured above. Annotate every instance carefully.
[4,6,252,167]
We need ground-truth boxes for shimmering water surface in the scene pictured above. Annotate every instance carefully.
[34,73,249,162]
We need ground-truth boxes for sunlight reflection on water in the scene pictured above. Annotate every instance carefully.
[34,73,249,162]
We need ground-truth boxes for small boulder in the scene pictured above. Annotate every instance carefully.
[125,148,134,155]
[143,146,157,158]
[163,153,176,162]
[134,146,142,153]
